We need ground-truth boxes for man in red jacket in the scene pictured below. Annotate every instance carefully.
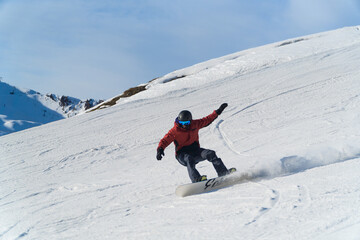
[157,103,235,183]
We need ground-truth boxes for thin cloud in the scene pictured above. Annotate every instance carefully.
[285,0,360,31]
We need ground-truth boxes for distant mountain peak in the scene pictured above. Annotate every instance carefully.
[0,81,102,136]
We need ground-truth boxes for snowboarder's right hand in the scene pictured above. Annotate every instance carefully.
[157,148,164,160]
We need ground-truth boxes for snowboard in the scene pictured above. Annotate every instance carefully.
[175,172,251,197]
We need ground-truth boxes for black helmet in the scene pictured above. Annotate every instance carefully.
[178,110,192,121]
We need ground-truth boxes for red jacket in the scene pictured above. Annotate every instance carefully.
[158,111,219,154]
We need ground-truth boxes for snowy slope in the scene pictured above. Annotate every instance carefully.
[0,81,101,136]
[1,26,360,239]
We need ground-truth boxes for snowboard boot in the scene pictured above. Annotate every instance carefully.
[227,168,237,175]
[196,175,207,182]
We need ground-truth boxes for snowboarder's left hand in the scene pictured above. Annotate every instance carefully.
[216,103,228,115]
[157,148,164,160]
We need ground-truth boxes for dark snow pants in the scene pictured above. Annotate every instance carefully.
[176,148,228,183]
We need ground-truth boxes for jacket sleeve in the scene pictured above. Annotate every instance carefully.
[158,128,176,150]
[196,111,219,129]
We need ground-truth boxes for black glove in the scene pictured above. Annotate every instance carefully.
[216,103,228,115]
[157,148,164,160]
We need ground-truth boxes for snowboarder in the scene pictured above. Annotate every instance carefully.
[157,103,235,183]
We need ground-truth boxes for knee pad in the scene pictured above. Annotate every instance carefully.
[206,150,218,162]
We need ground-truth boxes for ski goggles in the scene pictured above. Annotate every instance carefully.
[178,120,191,126]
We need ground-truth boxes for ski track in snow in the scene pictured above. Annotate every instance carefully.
[214,78,329,155]
[244,184,280,226]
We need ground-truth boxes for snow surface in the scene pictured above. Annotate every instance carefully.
[1,26,360,239]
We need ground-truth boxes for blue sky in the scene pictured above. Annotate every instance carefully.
[0,0,359,99]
